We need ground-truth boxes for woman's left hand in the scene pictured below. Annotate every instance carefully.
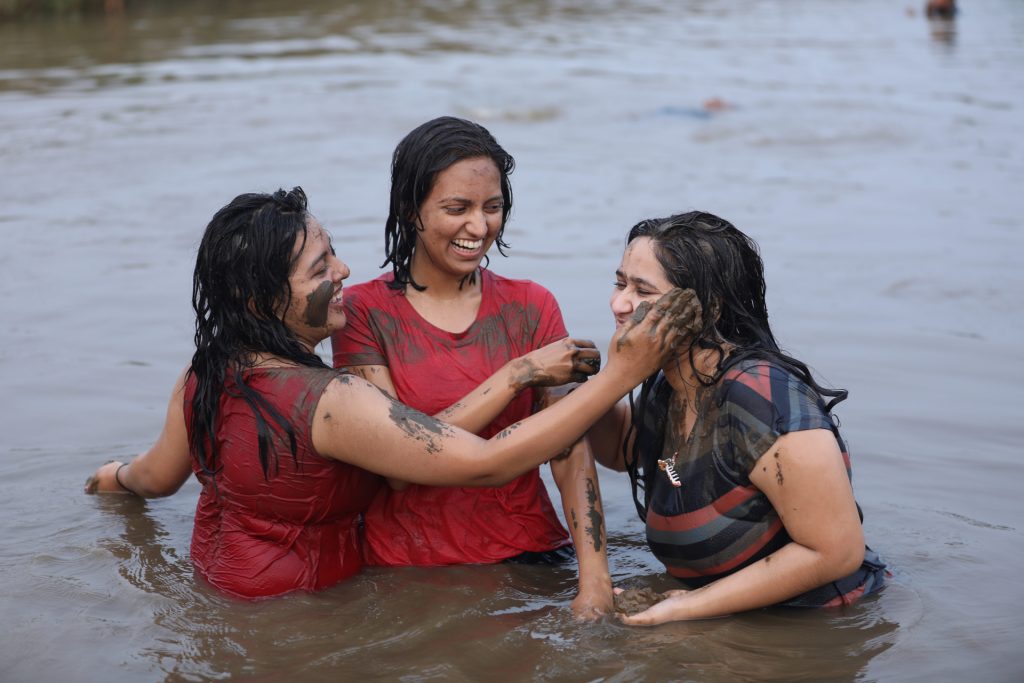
[616,589,692,626]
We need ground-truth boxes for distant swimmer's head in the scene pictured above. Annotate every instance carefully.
[925,0,957,19]
[384,116,515,290]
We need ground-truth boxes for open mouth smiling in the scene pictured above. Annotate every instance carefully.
[451,238,483,252]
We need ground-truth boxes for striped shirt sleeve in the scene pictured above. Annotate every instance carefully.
[717,362,835,479]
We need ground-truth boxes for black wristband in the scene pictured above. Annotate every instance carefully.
[114,462,139,496]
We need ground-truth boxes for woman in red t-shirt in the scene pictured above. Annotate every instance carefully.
[332,117,615,618]
[84,186,693,600]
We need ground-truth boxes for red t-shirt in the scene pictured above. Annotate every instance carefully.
[185,367,382,598]
[331,270,572,566]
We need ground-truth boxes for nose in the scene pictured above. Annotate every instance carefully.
[465,208,490,238]
[610,288,633,317]
[331,255,350,282]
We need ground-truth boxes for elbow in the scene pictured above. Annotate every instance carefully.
[132,470,189,498]
[821,534,865,581]
[597,456,627,473]
[838,542,866,577]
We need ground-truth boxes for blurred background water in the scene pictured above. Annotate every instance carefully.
[1,1,1022,681]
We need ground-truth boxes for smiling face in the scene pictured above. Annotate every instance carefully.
[409,156,504,285]
[280,216,350,351]
[610,236,675,329]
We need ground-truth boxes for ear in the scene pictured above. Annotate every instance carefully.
[247,296,267,320]
[406,210,426,233]
[706,297,722,326]
[248,294,284,322]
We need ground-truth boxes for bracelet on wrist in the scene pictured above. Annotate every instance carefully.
[114,462,139,496]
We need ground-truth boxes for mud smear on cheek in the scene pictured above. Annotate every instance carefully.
[304,281,333,327]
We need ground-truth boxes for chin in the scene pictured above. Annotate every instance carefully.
[328,312,348,332]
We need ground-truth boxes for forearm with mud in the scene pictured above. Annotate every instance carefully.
[433,358,535,434]
[550,441,612,600]
[462,369,641,486]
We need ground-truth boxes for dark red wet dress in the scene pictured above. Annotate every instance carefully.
[332,270,572,566]
[184,367,382,599]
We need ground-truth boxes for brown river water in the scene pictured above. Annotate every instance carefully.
[1,1,1022,681]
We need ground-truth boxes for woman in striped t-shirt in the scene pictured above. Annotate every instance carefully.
[588,211,886,625]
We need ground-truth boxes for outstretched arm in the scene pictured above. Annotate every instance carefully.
[619,429,865,624]
[344,337,600,434]
[344,337,600,489]
[315,290,695,486]
[84,367,194,498]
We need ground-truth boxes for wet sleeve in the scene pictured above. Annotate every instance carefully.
[718,363,835,479]
[531,283,569,348]
[331,287,387,368]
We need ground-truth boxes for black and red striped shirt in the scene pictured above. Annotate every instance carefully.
[637,359,884,605]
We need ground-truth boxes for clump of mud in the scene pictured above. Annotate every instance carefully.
[614,587,667,615]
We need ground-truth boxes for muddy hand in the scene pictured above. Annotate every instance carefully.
[609,288,702,380]
[508,337,601,389]
[616,589,691,626]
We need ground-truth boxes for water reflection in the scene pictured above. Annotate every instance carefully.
[86,500,904,683]
[928,16,957,47]
[95,495,191,595]
[0,0,644,86]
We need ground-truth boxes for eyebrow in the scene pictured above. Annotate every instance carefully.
[303,229,334,272]
[615,269,662,291]
[306,250,328,273]
[435,194,503,204]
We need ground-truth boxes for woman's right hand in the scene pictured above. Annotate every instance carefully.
[84,461,128,494]
[605,288,702,383]
[506,337,601,390]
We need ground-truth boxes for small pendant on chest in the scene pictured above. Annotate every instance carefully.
[657,453,682,488]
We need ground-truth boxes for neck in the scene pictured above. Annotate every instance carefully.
[408,255,480,300]
[662,345,723,402]
[248,352,302,368]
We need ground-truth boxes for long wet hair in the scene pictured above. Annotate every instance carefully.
[382,116,514,291]
[623,211,848,520]
[189,187,328,482]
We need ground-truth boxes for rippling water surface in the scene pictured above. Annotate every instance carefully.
[1,1,1022,681]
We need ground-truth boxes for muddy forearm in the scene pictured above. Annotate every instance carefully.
[551,441,612,602]
[432,361,526,434]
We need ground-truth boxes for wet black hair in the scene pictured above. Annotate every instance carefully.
[189,187,328,483]
[382,116,514,291]
[622,211,848,520]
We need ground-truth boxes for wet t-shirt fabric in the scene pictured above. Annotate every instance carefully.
[184,367,382,599]
[637,359,886,607]
[332,270,572,566]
